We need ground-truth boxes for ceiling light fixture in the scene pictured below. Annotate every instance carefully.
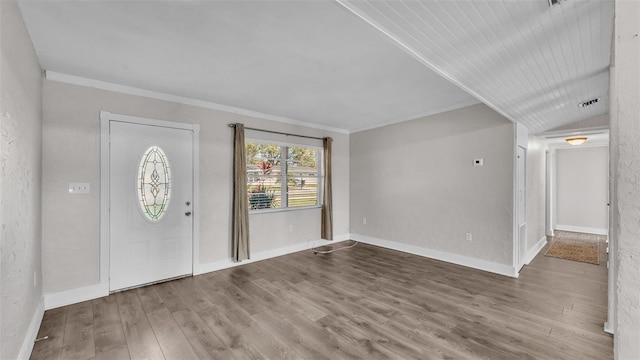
[566,137,587,145]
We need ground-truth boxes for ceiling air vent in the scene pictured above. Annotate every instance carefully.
[579,98,600,108]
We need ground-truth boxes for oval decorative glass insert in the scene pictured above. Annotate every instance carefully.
[137,146,171,222]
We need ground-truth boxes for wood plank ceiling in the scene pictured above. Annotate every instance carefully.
[338,0,614,133]
[17,0,614,133]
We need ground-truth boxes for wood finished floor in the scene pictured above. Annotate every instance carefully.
[31,237,612,360]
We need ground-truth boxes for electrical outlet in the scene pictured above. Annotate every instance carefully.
[288,225,294,233]
[363,218,367,225]
[69,182,90,194]
[466,233,473,241]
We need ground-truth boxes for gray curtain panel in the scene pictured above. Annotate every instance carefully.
[232,123,250,261]
[321,137,333,240]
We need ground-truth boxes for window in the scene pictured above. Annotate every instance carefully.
[137,146,171,221]
[246,141,322,211]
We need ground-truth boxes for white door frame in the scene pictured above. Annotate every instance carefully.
[513,123,528,274]
[100,111,200,290]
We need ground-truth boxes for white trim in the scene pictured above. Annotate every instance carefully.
[192,124,201,276]
[514,125,529,272]
[555,224,608,236]
[545,150,554,236]
[17,297,44,360]
[44,283,109,310]
[525,236,548,265]
[351,233,518,278]
[40,235,351,310]
[100,111,198,131]
[46,71,349,135]
[604,321,614,335]
[196,234,351,275]
[99,111,200,292]
[99,115,109,284]
[350,99,480,133]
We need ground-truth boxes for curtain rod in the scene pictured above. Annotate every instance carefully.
[228,123,324,141]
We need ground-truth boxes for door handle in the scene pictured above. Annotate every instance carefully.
[185,211,192,216]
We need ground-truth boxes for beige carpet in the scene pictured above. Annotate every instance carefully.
[544,230,602,265]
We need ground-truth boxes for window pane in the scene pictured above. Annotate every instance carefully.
[246,142,282,209]
[137,146,171,221]
[247,175,281,209]
[246,143,282,166]
[287,176,318,207]
[287,146,318,169]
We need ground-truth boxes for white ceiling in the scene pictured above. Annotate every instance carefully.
[18,0,613,134]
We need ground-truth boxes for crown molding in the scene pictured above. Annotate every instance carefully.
[45,71,350,134]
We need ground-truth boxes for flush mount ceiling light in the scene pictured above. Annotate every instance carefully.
[566,137,588,145]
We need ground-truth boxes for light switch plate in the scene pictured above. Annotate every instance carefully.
[69,183,90,194]
[474,159,484,166]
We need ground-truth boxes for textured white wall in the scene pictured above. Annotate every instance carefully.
[42,80,349,294]
[612,1,640,358]
[555,146,608,232]
[526,136,547,251]
[0,1,44,358]
[349,104,514,266]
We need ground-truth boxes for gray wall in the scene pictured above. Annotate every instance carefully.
[526,135,547,253]
[0,1,44,358]
[350,104,515,266]
[42,80,349,294]
[556,146,608,233]
[611,0,640,357]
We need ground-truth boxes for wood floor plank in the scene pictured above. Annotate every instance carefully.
[252,310,332,360]
[136,285,166,314]
[93,296,130,360]
[115,290,164,360]
[153,281,191,313]
[147,308,199,360]
[32,232,613,360]
[170,277,214,312]
[30,306,67,360]
[223,308,301,360]
[197,306,265,360]
[60,300,95,360]
[172,308,234,360]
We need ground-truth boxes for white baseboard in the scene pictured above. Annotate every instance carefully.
[555,225,608,236]
[41,235,353,310]
[18,296,44,360]
[351,233,518,278]
[44,282,109,310]
[604,321,614,335]
[196,234,351,275]
[525,236,548,265]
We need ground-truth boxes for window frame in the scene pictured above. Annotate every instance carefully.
[246,138,323,214]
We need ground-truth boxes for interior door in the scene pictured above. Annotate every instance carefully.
[109,120,193,292]
[517,146,527,269]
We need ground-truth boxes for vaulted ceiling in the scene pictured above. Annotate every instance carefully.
[18,0,613,134]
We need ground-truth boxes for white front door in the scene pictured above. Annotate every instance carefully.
[109,120,193,291]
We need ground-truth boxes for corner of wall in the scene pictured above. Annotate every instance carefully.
[17,297,44,360]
